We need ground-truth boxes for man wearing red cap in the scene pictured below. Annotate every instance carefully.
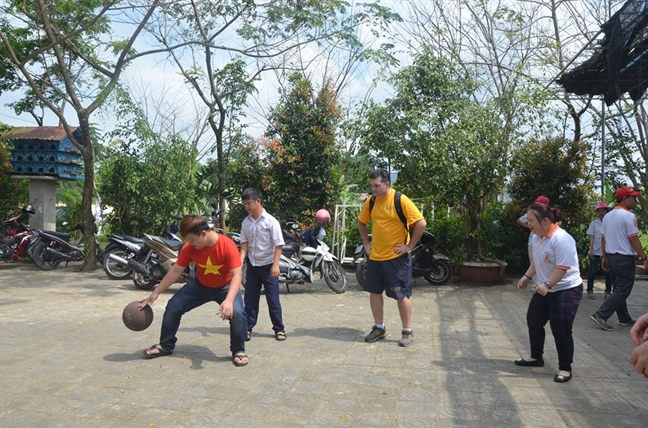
[591,187,648,331]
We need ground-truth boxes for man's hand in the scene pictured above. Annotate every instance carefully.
[628,341,648,379]
[517,276,529,291]
[364,242,372,255]
[219,299,234,320]
[394,243,411,255]
[270,263,280,278]
[630,313,648,346]
[138,292,159,308]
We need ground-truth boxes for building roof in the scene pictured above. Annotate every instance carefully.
[1,126,79,141]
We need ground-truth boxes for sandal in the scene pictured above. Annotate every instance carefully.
[275,331,287,341]
[233,353,249,367]
[246,331,252,341]
[143,344,172,359]
[554,372,572,383]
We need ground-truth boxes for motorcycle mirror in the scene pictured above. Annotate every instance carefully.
[291,223,298,230]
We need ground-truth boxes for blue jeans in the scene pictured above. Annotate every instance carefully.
[526,284,583,372]
[586,255,612,293]
[594,254,635,323]
[244,263,284,333]
[159,278,247,356]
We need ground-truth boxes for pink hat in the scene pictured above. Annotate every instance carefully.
[595,201,611,211]
[534,195,550,205]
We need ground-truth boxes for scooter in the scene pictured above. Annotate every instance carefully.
[242,221,348,294]
[354,231,453,287]
[115,233,192,290]
[30,222,104,270]
[0,205,37,262]
[102,234,145,280]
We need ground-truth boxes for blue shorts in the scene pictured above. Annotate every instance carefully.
[364,254,412,300]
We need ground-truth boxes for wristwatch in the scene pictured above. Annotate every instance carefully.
[543,281,552,290]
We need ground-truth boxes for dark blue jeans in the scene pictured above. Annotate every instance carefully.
[526,284,583,372]
[159,278,247,356]
[594,254,635,323]
[244,263,284,333]
[586,255,612,293]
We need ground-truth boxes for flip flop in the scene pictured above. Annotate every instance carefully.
[233,353,249,367]
[143,344,172,359]
[275,331,287,341]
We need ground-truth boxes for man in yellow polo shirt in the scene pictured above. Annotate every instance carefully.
[358,169,426,347]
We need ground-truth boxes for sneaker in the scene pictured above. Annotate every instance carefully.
[365,325,387,342]
[398,330,414,347]
[618,319,637,326]
[590,314,614,331]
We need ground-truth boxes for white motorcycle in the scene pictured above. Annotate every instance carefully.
[242,223,347,294]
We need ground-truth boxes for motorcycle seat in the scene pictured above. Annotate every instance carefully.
[112,234,144,244]
[155,237,184,251]
[37,230,71,242]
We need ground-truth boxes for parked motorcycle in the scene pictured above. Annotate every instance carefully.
[30,222,104,270]
[116,233,192,290]
[242,221,348,294]
[102,234,145,280]
[0,205,37,261]
[354,231,453,287]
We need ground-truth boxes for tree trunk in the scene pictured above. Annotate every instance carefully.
[79,115,97,271]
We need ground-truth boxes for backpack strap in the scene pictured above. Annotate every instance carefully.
[369,191,410,240]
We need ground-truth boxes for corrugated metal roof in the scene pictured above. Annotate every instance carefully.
[0,126,78,141]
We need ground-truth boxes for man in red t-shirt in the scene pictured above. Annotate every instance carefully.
[138,215,249,366]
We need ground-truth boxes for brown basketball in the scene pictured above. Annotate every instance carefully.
[122,301,153,331]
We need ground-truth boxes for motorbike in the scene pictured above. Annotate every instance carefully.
[0,205,37,262]
[102,233,145,280]
[30,222,104,270]
[354,231,453,287]
[116,233,192,290]
[242,221,348,294]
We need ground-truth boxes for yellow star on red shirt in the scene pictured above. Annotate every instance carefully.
[197,256,224,275]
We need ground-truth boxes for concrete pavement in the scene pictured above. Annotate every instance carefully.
[1,261,647,427]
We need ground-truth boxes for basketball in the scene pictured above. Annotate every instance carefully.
[122,301,154,331]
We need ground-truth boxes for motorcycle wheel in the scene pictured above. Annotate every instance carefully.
[424,259,453,285]
[355,259,367,288]
[31,241,62,270]
[322,260,347,293]
[132,271,158,290]
[103,248,133,280]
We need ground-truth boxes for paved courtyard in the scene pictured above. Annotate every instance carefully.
[1,261,647,427]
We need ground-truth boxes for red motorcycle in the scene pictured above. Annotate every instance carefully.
[0,204,37,261]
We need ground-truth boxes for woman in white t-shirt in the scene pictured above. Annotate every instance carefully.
[514,202,583,383]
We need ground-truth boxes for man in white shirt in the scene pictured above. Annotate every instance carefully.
[586,201,613,299]
[240,187,287,341]
[591,187,648,331]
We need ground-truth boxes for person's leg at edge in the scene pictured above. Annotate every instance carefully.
[586,256,598,295]
[243,264,262,333]
[260,264,285,333]
[595,254,635,322]
[604,270,613,295]
[549,284,582,376]
[212,285,247,356]
[159,278,210,352]
[397,296,412,329]
[526,293,550,361]
[370,293,384,325]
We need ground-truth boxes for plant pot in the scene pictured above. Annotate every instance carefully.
[458,261,506,283]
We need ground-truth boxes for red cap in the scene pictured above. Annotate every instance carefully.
[615,186,642,200]
[534,195,550,205]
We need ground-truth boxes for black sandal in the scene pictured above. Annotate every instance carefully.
[233,353,249,367]
[246,331,252,341]
[143,344,172,359]
[275,331,287,341]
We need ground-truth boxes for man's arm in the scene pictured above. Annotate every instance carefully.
[358,220,371,255]
[271,245,282,277]
[138,263,185,307]
[628,235,648,269]
[239,241,248,264]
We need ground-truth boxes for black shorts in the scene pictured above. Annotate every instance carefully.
[364,254,412,300]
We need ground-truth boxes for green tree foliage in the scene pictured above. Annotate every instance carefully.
[97,136,197,237]
[265,73,342,220]
[357,50,507,259]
